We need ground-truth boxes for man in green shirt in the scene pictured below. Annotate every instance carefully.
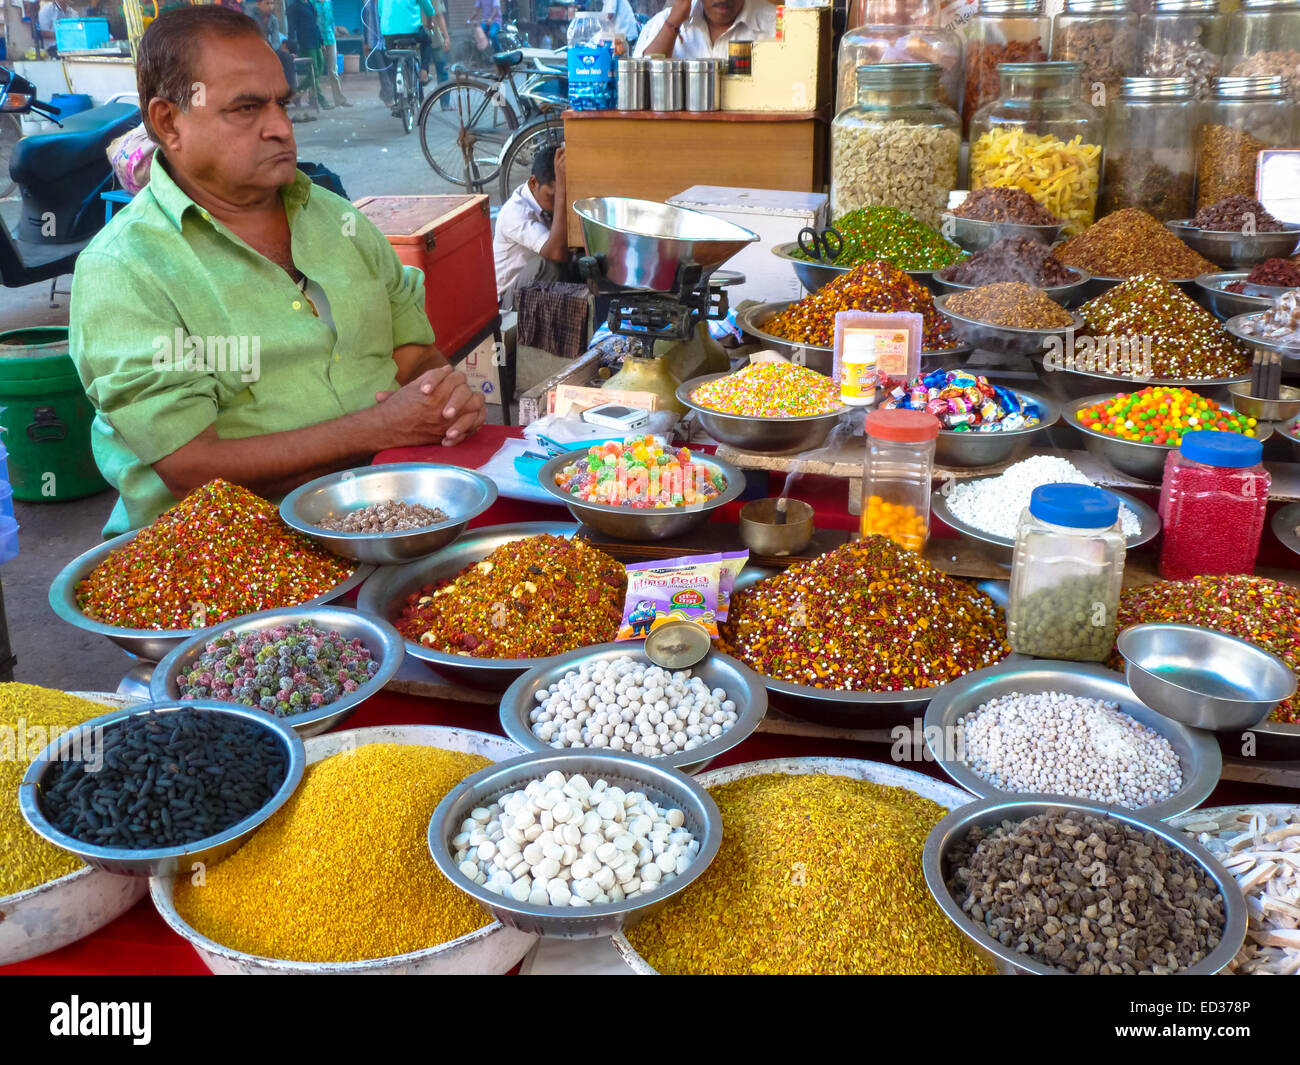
[70,5,486,536]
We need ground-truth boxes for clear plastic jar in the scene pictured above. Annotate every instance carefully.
[1196,74,1294,209]
[963,0,1050,133]
[1157,430,1270,579]
[831,63,961,225]
[1007,483,1127,662]
[1226,0,1300,96]
[1140,0,1228,99]
[968,61,1104,235]
[1100,76,1198,219]
[861,408,939,552]
[838,0,966,117]
[1052,0,1141,104]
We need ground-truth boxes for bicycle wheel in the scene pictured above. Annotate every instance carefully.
[418,76,518,190]
[0,114,21,200]
[498,118,563,202]
[401,57,419,133]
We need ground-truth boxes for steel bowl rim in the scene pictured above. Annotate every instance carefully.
[736,299,968,358]
[676,371,848,424]
[1167,218,1300,237]
[922,792,1249,975]
[938,212,1064,236]
[1225,310,1300,356]
[575,196,761,245]
[933,293,1084,338]
[18,699,306,869]
[1117,622,1299,706]
[1196,271,1292,302]
[920,659,1223,822]
[535,449,745,518]
[1067,393,1273,450]
[769,241,953,280]
[932,263,1090,294]
[497,642,769,771]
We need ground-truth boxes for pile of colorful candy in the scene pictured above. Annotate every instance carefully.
[790,206,966,270]
[552,437,727,509]
[1074,387,1259,446]
[879,369,1041,433]
[689,363,842,418]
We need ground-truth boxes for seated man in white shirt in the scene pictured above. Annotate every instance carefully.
[634,0,776,60]
[493,144,572,312]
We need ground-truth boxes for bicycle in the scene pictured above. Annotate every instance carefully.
[385,35,427,134]
[0,112,21,200]
[496,108,564,202]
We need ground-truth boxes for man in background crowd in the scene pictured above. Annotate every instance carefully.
[312,0,352,107]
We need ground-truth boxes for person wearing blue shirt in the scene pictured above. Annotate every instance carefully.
[380,0,436,114]
[313,0,352,106]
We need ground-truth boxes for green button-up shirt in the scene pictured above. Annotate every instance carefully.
[69,159,435,537]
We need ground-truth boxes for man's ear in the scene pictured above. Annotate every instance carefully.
[148,97,184,154]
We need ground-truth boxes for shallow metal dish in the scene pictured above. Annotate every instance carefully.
[356,521,594,692]
[676,371,847,456]
[939,212,1064,253]
[932,388,1060,469]
[934,294,1081,358]
[149,724,536,973]
[428,750,722,938]
[1117,623,1298,732]
[149,606,405,738]
[536,449,744,541]
[1166,220,1300,270]
[922,660,1221,821]
[279,462,497,565]
[922,794,1248,975]
[498,643,767,774]
[1225,311,1300,371]
[769,242,947,293]
[1196,272,1292,320]
[19,700,305,878]
[932,487,1159,568]
[1226,382,1300,422]
[48,529,374,663]
[931,265,1090,307]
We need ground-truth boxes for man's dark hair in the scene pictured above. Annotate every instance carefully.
[531,143,561,186]
[136,5,267,140]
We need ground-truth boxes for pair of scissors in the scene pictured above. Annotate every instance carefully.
[797,225,844,264]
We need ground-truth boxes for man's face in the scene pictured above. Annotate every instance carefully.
[256,0,274,15]
[157,32,298,202]
[702,0,744,28]
[530,176,557,215]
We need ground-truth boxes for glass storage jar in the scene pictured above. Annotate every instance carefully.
[831,63,961,225]
[963,0,1049,133]
[968,61,1104,235]
[861,408,939,551]
[1052,0,1141,104]
[1007,483,1127,662]
[1225,0,1300,96]
[1139,0,1228,99]
[1195,74,1294,209]
[838,0,966,117]
[1157,430,1270,579]
[1099,76,1198,218]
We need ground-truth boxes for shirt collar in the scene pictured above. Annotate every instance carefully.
[687,0,759,34]
[148,150,313,232]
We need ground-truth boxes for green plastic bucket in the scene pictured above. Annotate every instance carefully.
[0,327,108,502]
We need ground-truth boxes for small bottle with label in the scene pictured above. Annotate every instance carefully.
[839,327,878,406]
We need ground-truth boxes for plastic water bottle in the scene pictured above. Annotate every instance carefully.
[568,11,617,110]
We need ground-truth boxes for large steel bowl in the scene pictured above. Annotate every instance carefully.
[279,463,497,565]
[1196,272,1292,320]
[939,212,1064,253]
[149,724,537,974]
[1166,220,1300,270]
[428,749,722,938]
[611,755,977,974]
[1225,311,1300,373]
[19,700,306,878]
[932,388,1061,469]
[934,294,1082,358]
[676,371,848,456]
[498,643,767,775]
[922,660,1221,821]
[769,241,946,293]
[536,449,744,541]
[574,197,758,292]
[48,529,374,663]
[355,521,599,692]
[148,606,405,738]
[922,795,1248,975]
[932,487,1159,567]
[931,265,1090,307]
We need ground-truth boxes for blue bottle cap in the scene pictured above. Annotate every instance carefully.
[1179,429,1262,469]
[1029,483,1120,529]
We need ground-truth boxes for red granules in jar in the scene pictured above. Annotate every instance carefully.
[1156,430,1269,580]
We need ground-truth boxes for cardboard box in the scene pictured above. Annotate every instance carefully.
[459,334,503,406]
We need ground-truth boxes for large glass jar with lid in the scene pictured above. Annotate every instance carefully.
[1196,74,1295,208]
[831,63,961,224]
[837,0,965,117]
[1099,76,1198,218]
[968,62,1104,234]
[1140,0,1228,98]
[1225,0,1300,97]
[963,0,1050,133]
[1052,0,1141,104]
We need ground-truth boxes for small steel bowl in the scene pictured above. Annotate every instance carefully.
[1166,220,1300,270]
[428,750,723,938]
[769,241,954,293]
[1195,272,1292,320]
[48,530,374,664]
[676,372,847,456]
[19,700,306,877]
[1276,418,1300,461]
[931,487,1159,568]
[1226,382,1300,422]
[938,213,1064,253]
[932,266,1090,307]
[537,449,744,542]
[738,498,814,556]
[1117,623,1298,732]
[149,724,537,974]
[279,462,498,565]
[148,606,405,738]
[356,521,594,692]
[934,294,1081,358]
[922,660,1221,821]
[922,794,1248,975]
[498,642,768,775]
[932,388,1061,469]
[1225,311,1300,370]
